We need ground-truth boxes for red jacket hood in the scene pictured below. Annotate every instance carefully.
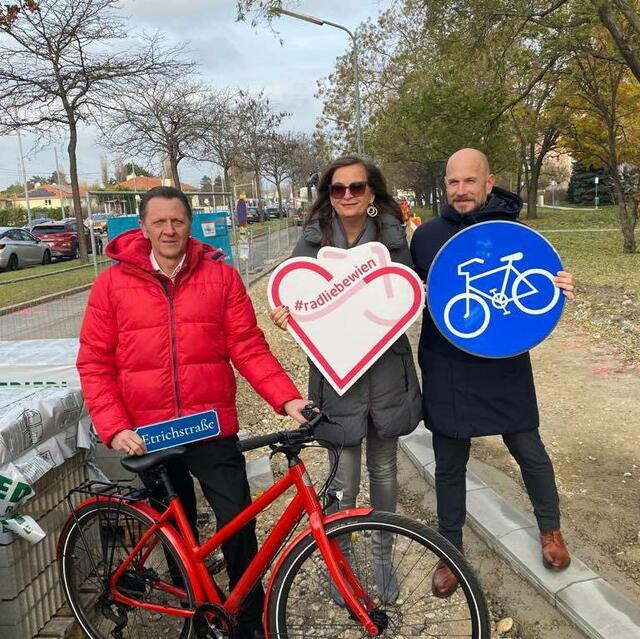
[105,228,225,271]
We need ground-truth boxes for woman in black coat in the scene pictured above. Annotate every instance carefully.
[271,156,422,604]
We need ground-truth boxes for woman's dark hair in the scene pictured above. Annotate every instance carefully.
[138,186,192,222]
[306,156,403,246]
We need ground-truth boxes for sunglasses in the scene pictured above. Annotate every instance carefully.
[328,181,369,199]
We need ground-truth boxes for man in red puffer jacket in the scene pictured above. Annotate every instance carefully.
[77,186,308,639]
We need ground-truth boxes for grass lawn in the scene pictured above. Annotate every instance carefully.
[526,206,639,297]
[0,258,110,309]
[414,204,638,295]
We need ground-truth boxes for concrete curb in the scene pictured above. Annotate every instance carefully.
[399,428,640,639]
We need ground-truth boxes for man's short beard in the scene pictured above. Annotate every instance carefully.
[452,199,486,214]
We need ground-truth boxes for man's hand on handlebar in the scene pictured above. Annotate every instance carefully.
[283,399,318,424]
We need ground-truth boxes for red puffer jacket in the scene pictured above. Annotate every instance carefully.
[77,229,301,447]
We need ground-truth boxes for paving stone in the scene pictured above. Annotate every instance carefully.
[465,472,486,492]
[556,578,640,639]
[37,616,76,638]
[246,455,274,494]
[399,428,435,469]
[466,486,534,541]
[498,526,598,604]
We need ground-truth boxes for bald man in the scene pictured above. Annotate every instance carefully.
[411,148,575,598]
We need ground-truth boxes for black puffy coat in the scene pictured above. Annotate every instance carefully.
[291,213,422,446]
[410,188,539,439]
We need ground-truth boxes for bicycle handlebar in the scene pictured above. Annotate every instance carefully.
[237,404,323,453]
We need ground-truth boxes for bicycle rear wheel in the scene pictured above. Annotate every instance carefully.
[267,511,490,638]
[59,500,195,639]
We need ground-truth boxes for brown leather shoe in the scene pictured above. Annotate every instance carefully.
[540,530,571,570]
[432,559,459,598]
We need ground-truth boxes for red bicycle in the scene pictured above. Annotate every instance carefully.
[58,410,490,638]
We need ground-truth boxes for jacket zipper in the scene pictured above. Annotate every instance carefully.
[160,278,182,416]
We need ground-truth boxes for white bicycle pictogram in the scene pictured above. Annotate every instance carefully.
[444,252,560,339]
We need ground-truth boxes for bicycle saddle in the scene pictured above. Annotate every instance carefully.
[120,447,187,473]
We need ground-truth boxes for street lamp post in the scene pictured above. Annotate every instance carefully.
[594,176,599,209]
[275,8,364,156]
[16,130,32,230]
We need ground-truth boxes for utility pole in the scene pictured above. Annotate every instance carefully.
[17,130,32,230]
[54,147,67,218]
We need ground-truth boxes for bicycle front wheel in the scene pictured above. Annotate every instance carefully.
[267,511,490,638]
[59,500,195,639]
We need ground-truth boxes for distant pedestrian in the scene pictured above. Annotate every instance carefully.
[399,197,410,223]
[236,193,248,227]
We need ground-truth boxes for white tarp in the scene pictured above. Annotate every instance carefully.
[0,338,80,389]
[0,388,91,542]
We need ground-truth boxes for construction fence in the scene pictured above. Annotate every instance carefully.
[0,218,301,342]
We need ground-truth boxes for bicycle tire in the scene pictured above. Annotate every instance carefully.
[267,511,490,638]
[59,500,195,639]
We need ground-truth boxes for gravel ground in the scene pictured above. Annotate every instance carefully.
[194,274,510,638]
[195,268,640,638]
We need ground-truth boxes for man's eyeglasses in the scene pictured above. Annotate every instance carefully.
[328,181,369,199]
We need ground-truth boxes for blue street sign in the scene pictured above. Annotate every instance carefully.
[427,221,565,358]
[135,410,221,453]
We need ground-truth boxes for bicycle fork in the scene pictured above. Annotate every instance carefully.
[308,511,381,636]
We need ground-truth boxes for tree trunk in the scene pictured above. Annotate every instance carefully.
[607,127,637,253]
[254,170,263,215]
[67,120,88,263]
[610,173,637,253]
[516,162,523,196]
[596,1,640,86]
[524,144,537,220]
[276,181,283,212]
[170,156,181,190]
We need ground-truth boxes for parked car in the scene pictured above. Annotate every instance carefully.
[0,226,52,271]
[85,213,110,233]
[23,217,53,231]
[266,205,282,220]
[246,206,260,224]
[31,218,94,260]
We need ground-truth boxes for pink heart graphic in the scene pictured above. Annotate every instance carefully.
[269,248,423,394]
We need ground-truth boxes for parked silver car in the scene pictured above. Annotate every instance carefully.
[0,227,52,271]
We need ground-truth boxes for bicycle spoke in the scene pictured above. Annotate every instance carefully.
[268,512,489,638]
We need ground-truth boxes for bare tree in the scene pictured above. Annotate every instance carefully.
[236,90,287,210]
[195,89,242,200]
[0,0,186,261]
[286,132,328,202]
[103,78,207,190]
[261,132,299,211]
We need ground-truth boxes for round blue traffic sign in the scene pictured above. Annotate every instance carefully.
[427,221,565,358]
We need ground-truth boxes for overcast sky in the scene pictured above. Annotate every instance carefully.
[0,0,391,191]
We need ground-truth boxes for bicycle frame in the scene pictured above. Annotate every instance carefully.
[73,459,380,634]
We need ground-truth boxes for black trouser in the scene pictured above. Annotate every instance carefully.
[432,429,560,549]
[141,436,263,635]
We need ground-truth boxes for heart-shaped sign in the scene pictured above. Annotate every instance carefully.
[268,242,424,395]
